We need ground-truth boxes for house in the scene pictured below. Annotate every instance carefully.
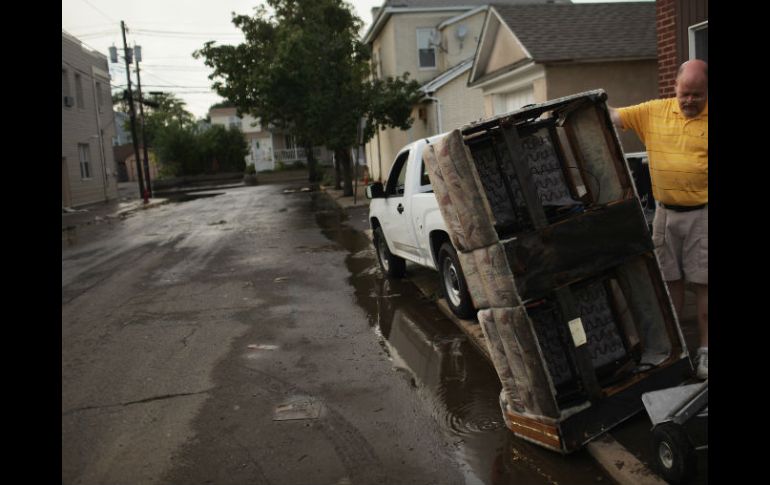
[62,30,119,207]
[363,0,571,182]
[208,107,331,172]
[113,144,159,183]
[112,111,132,147]
[656,0,707,98]
[467,2,658,154]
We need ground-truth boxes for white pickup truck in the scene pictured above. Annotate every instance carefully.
[365,133,476,319]
[366,138,652,322]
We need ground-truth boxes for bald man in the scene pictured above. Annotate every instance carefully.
[609,59,709,380]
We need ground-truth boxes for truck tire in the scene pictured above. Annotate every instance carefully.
[438,242,475,319]
[652,423,696,485]
[374,226,406,278]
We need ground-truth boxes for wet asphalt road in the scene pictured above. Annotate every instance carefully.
[62,182,613,485]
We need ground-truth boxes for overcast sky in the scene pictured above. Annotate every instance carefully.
[62,0,647,119]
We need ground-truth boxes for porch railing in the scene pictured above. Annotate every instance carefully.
[273,147,323,163]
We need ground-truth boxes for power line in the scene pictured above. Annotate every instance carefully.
[79,0,116,24]
[132,28,242,37]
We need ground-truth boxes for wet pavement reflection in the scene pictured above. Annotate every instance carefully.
[311,193,611,485]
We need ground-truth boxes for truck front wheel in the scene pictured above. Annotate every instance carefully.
[438,242,475,319]
[374,227,406,278]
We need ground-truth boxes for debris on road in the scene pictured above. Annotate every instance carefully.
[273,397,323,421]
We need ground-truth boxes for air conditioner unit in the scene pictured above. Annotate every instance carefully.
[63,95,75,107]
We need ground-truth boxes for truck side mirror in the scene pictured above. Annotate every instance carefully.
[366,182,385,199]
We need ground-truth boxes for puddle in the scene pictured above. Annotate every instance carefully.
[309,192,610,484]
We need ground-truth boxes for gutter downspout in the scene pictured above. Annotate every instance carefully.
[91,74,108,201]
[423,94,443,135]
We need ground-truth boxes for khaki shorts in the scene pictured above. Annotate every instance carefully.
[652,204,708,285]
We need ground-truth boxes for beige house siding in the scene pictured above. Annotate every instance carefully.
[366,104,429,182]
[545,61,658,153]
[62,32,118,207]
[439,10,486,72]
[373,18,397,79]
[433,71,485,133]
[390,11,468,84]
[365,7,483,183]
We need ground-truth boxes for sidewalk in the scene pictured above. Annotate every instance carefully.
[319,181,370,210]
[62,183,170,232]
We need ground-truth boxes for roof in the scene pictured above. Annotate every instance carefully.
[493,2,656,62]
[364,0,569,44]
[381,0,568,7]
[113,144,137,164]
[421,58,474,94]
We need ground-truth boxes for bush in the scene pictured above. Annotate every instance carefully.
[320,168,335,186]
[245,164,257,175]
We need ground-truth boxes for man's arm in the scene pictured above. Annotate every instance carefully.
[608,106,624,130]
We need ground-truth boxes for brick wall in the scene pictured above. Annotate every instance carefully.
[657,0,677,98]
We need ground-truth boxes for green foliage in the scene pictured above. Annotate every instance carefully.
[200,125,248,173]
[113,90,246,177]
[194,0,422,190]
[154,124,200,177]
[244,164,257,175]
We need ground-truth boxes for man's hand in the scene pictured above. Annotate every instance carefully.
[609,107,624,129]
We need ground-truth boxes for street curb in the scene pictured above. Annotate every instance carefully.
[115,198,171,218]
[587,434,668,485]
[319,185,370,209]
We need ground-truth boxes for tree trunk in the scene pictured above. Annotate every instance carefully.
[334,150,342,190]
[304,145,319,183]
[336,148,353,197]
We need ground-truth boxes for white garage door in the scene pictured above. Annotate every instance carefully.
[494,86,535,116]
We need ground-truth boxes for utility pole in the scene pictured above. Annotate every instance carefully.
[134,45,153,198]
[117,21,146,202]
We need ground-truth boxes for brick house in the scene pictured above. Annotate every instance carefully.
[657,0,708,98]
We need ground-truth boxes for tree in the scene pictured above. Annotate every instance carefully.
[112,91,196,148]
[200,125,248,173]
[195,0,422,192]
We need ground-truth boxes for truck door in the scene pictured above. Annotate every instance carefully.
[382,149,421,259]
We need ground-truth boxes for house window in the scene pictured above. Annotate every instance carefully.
[285,134,297,150]
[75,73,85,109]
[62,69,70,96]
[688,20,708,63]
[416,28,437,69]
[62,68,73,108]
[78,144,92,179]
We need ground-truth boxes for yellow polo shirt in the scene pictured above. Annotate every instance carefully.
[618,98,708,206]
